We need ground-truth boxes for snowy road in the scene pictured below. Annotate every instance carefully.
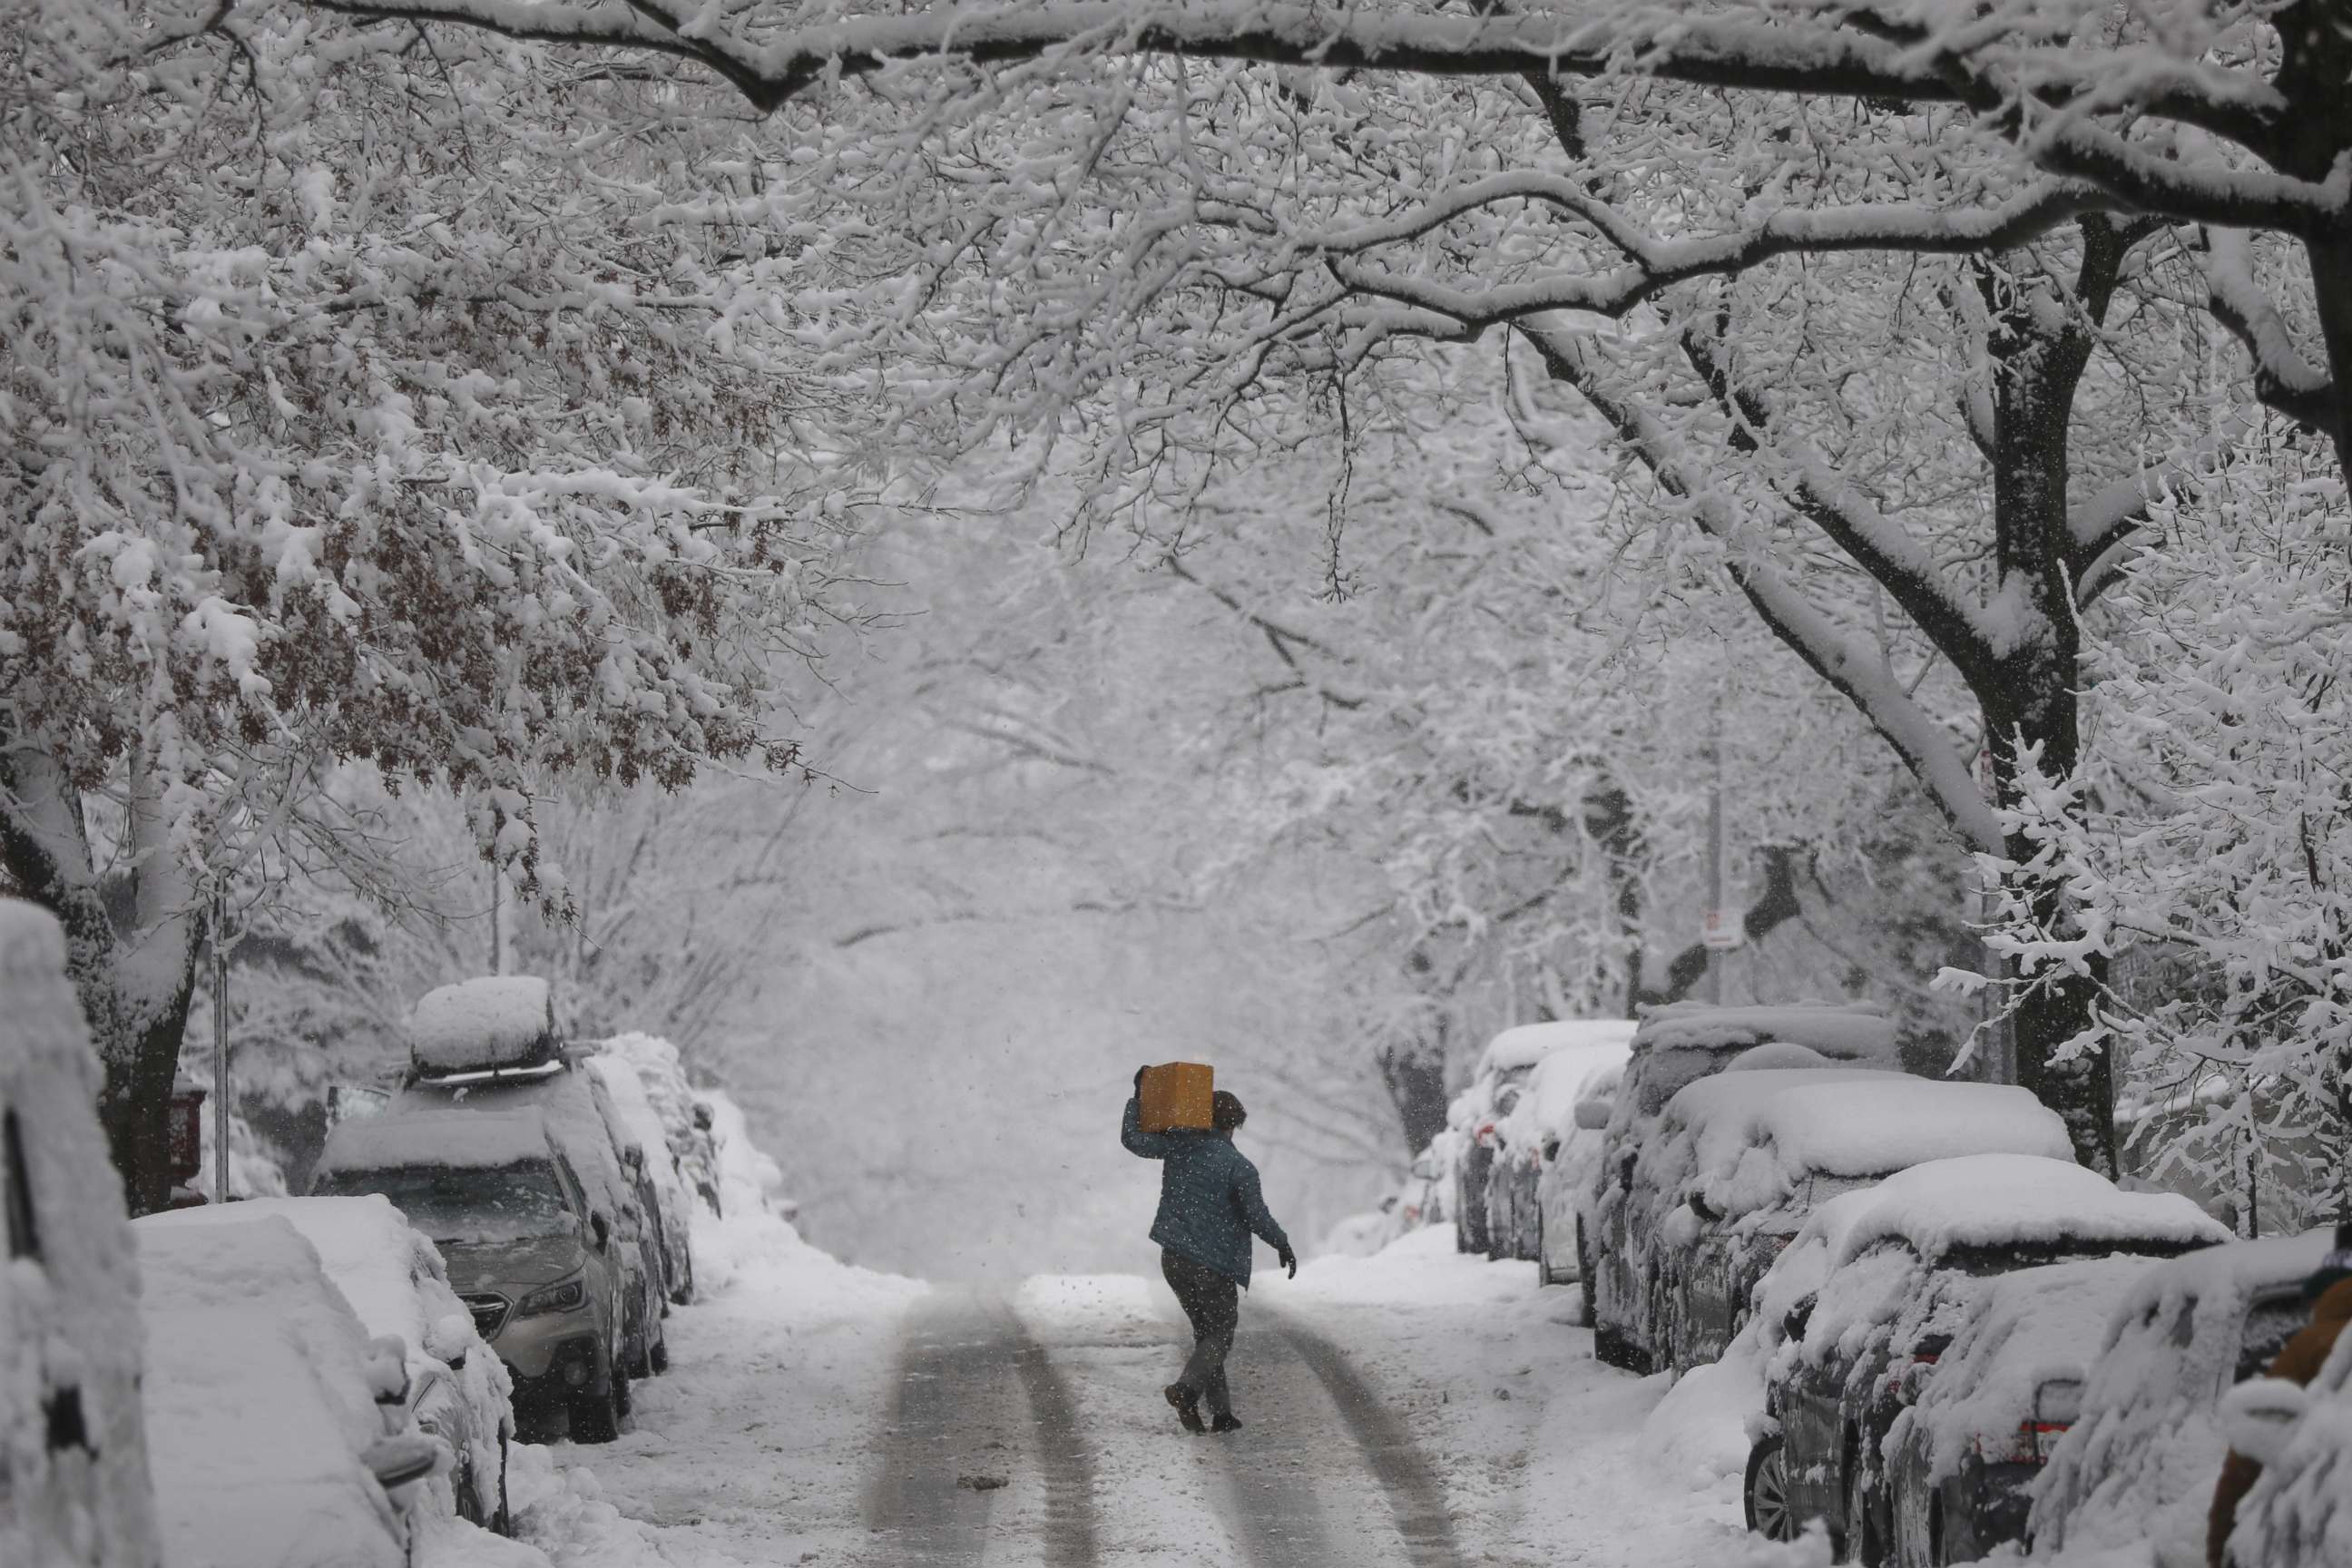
[513,1222,1772,1568]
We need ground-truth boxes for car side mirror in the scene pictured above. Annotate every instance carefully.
[692,1102,715,1132]
[423,1312,474,1368]
[1542,1137,1563,1163]
[1573,1099,1612,1132]
[1616,1152,1637,1194]
[591,1212,611,1251]
[364,1336,410,1408]
[1782,1295,1817,1344]
[363,1434,446,1493]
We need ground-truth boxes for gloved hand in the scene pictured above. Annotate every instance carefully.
[1278,1244,1298,1279]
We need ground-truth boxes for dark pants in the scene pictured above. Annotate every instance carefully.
[1161,1249,1240,1419]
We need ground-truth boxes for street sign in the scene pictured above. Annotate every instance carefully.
[1702,908,1744,950]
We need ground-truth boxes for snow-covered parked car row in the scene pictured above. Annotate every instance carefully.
[1525,996,2352,1568]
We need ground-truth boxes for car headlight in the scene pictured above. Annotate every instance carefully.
[516,1273,588,1318]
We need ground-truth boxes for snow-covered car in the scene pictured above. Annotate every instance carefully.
[587,1051,697,1304]
[601,1032,723,1216]
[314,1107,635,1443]
[2224,1236,2352,1568]
[1877,1253,2161,1568]
[143,1195,516,1533]
[1451,1020,1625,1256]
[1536,1061,1624,1290]
[1623,1070,2075,1377]
[1581,1003,1904,1371]
[1483,1021,1636,1265]
[134,1212,446,1568]
[0,902,158,1568]
[387,976,669,1382]
[1740,1154,2229,1563]
[2031,1227,2339,1565]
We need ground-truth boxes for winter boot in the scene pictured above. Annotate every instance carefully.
[1165,1382,1206,1434]
[1210,1413,1243,1434]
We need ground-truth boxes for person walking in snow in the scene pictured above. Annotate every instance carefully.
[1122,1068,1297,1434]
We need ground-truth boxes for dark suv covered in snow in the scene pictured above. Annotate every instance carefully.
[1741,1153,2226,1564]
[1579,1003,1903,1371]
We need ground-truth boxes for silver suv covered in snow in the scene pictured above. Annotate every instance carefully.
[315,1106,635,1441]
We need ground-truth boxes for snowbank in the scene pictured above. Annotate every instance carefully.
[411,976,557,1074]
[688,1086,917,1316]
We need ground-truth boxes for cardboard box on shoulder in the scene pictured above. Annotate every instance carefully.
[1139,1062,1215,1132]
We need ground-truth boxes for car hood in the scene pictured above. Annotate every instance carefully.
[436,1232,586,1295]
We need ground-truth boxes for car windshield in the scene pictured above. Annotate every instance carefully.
[314,1161,575,1245]
[1937,1236,2206,1276]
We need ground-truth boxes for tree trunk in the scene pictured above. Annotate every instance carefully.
[0,734,201,1214]
[1378,1036,1452,1156]
[95,980,200,1214]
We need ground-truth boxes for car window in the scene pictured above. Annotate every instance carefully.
[2236,1290,2310,1383]
[315,1160,576,1245]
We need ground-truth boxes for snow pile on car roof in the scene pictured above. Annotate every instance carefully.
[1497,1034,1635,1150]
[316,1107,554,1175]
[135,1214,407,1568]
[0,901,159,1568]
[1478,1018,1638,1077]
[1753,1077,2072,1177]
[1631,1001,1899,1060]
[409,975,556,1073]
[1813,1152,2230,1267]
[2035,1229,2339,1561]
[1892,1252,2155,1483]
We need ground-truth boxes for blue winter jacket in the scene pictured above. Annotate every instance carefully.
[1122,1095,1292,1287]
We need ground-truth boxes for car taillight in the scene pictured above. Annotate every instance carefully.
[1475,1122,1496,1147]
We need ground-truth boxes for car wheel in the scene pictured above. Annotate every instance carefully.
[456,1459,483,1526]
[1745,1435,1798,1542]
[1845,1454,1883,1566]
[1594,1321,1645,1372]
[651,1334,670,1375]
[570,1370,623,1444]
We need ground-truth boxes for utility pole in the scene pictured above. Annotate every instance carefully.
[212,888,230,1204]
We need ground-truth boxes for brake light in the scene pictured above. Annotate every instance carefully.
[1475,1122,1497,1147]
[1886,1352,1938,1399]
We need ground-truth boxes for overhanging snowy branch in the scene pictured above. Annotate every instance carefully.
[1516,320,2003,853]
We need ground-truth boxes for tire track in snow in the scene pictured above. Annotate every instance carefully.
[1213,1326,1349,1567]
[1269,1314,1464,1568]
[868,1289,1101,1565]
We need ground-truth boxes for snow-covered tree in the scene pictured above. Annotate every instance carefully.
[0,0,858,1208]
[1969,431,2352,1229]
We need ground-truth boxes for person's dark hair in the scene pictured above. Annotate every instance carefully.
[1211,1090,1247,1132]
